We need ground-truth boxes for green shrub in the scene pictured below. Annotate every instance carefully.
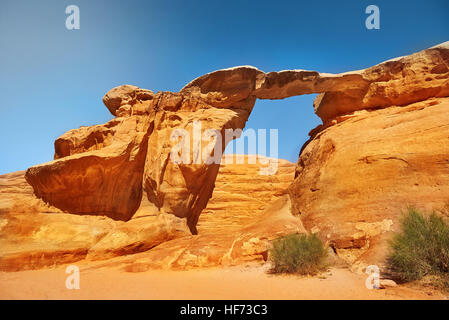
[387,208,449,287]
[269,233,328,275]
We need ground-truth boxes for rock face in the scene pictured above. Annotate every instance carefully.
[89,194,305,271]
[28,116,152,221]
[0,171,61,215]
[3,41,447,271]
[0,209,121,271]
[198,155,295,233]
[0,156,300,270]
[289,97,449,268]
[285,42,449,268]
[0,170,190,270]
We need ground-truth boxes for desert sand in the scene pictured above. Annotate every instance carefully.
[0,265,445,300]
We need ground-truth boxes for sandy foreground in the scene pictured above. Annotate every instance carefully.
[0,265,447,300]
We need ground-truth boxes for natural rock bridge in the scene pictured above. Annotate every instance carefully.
[0,41,447,271]
[25,42,449,237]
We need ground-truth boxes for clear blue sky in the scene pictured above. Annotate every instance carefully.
[0,0,448,174]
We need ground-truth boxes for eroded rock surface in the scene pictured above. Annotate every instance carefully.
[183,41,449,124]
[86,194,305,271]
[26,87,255,234]
[289,97,449,269]
[87,214,190,261]
[24,42,449,237]
[27,115,152,221]
[0,171,61,215]
[2,41,448,271]
[0,211,121,271]
[198,155,295,233]
[314,42,449,122]
[0,156,300,270]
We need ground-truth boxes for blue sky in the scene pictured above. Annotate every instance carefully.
[0,0,448,174]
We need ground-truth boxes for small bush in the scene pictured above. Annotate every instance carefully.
[269,233,328,275]
[387,208,449,288]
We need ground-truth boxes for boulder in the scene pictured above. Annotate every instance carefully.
[102,85,154,116]
[380,279,398,289]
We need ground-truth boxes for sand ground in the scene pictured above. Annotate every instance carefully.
[0,265,447,300]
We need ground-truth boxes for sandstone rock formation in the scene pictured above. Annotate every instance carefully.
[110,194,305,271]
[24,42,449,237]
[182,41,449,124]
[0,171,61,215]
[0,171,119,270]
[182,42,449,269]
[314,42,449,122]
[289,97,449,269]
[87,214,190,261]
[0,210,121,272]
[1,41,448,272]
[26,86,254,234]
[0,156,300,270]
[198,155,295,233]
[28,115,151,222]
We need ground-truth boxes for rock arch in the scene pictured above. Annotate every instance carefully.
[25,42,449,235]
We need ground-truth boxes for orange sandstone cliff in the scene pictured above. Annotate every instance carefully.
[0,41,448,272]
